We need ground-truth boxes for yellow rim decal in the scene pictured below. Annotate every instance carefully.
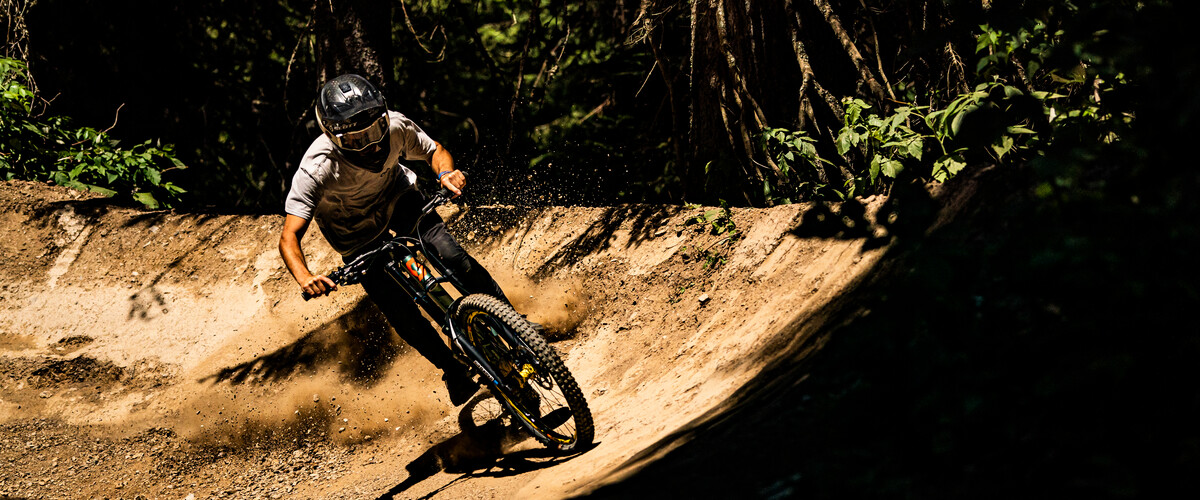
[463,309,571,444]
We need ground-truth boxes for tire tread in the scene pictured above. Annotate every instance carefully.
[457,294,594,451]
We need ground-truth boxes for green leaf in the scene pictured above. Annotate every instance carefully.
[907,137,924,160]
[880,157,904,178]
[144,168,162,186]
[950,104,979,137]
[933,154,967,182]
[992,135,1015,159]
[131,192,161,209]
[846,107,860,126]
[21,123,44,137]
[83,184,118,197]
[926,109,947,131]
[836,133,852,156]
[800,140,817,159]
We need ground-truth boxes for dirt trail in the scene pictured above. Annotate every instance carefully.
[0,180,891,499]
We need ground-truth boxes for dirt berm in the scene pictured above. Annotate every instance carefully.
[0,179,899,498]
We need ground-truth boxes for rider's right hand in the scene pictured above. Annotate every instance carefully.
[300,274,338,297]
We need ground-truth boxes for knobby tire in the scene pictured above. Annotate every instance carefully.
[456,294,594,452]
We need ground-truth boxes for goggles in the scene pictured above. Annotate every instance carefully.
[329,114,389,151]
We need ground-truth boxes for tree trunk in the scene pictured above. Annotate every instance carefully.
[628,0,924,204]
[312,0,394,93]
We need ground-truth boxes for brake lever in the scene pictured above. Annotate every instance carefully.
[420,188,453,215]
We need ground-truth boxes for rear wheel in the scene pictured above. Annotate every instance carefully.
[455,294,594,452]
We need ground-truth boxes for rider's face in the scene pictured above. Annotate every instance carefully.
[345,141,388,172]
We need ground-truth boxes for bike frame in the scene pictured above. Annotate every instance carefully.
[311,190,524,393]
[304,192,591,448]
[379,241,514,388]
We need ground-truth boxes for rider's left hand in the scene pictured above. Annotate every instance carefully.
[439,169,466,198]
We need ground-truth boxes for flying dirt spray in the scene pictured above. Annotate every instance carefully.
[166,272,587,450]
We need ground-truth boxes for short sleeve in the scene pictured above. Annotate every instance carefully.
[390,111,439,162]
[284,163,322,220]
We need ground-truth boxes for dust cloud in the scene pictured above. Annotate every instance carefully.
[161,264,587,451]
[492,271,589,338]
[169,367,444,449]
[165,310,452,450]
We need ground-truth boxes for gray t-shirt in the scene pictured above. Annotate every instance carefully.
[285,110,439,256]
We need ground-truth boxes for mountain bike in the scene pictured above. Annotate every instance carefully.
[302,189,594,452]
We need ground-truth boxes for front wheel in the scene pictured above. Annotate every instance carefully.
[455,294,594,452]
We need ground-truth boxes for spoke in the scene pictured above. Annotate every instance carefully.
[466,309,581,444]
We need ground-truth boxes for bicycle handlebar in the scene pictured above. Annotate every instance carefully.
[301,186,455,301]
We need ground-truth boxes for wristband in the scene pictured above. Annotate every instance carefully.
[437,170,453,180]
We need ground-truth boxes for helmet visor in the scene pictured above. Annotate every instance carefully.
[330,114,389,151]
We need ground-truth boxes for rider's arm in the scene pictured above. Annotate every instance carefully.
[279,214,337,296]
[431,141,465,197]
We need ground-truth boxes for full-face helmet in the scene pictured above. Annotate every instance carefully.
[315,74,391,169]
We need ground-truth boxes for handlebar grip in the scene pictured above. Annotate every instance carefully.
[301,272,338,301]
[434,170,465,198]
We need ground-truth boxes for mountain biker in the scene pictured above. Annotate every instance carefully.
[279,73,505,406]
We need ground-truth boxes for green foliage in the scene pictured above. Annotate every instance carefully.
[761,127,834,204]
[667,281,693,305]
[394,0,656,206]
[13,0,1148,210]
[837,98,926,187]
[974,20,1060,78]
[756,10,1129,203]
[686,200,739,237]
[0,58,186,208]
[838,80,1045,188]
[680,200,741,269]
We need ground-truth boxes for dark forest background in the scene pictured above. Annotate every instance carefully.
[3,1,1199,497]
[5,0,1178,212]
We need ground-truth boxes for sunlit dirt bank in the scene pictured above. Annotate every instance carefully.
[0,180,893,498]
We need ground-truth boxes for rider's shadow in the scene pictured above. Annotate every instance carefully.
[201,298,403,387]
[377,394,590,499]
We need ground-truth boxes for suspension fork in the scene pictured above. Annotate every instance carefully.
[444,312,510,391]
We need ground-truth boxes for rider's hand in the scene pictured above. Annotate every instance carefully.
[438,169,466,198]
[300,274,337,297]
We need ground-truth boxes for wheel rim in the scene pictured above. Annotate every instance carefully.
[464,310,578,445]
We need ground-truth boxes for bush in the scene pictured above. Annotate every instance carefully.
[1,58,186,208]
